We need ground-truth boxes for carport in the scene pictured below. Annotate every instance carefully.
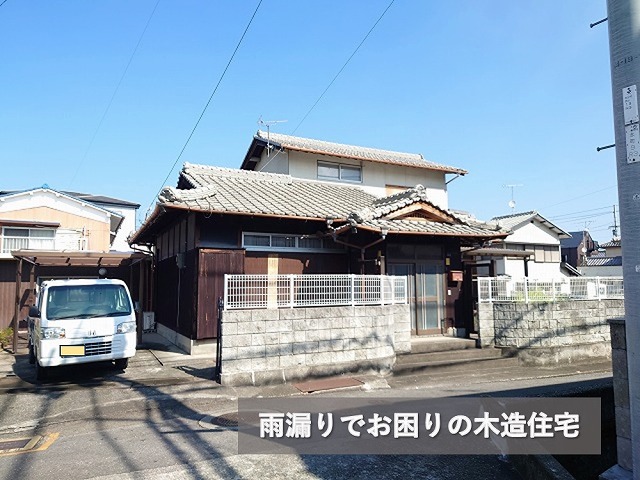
[10,250,152,354]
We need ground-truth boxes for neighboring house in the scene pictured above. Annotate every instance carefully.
[63,191,140,252]
[132,162,507,353]
[560,230,597,269]
[240,130,468,209]
[469,211,571,278]
[0,187,147,332]
[580,239,623,276]
[600,239,622,257]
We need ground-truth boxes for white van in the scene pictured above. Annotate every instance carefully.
[28,278,137,380]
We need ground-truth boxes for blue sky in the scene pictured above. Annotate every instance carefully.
[0,1,619,241]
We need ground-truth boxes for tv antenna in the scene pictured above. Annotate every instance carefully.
[258,116,287,156]
[504,184,523,210]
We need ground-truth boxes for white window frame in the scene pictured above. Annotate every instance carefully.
[1,227,56,253]
[241,232,344,253]
[531,244,561,263]
[317,161,362,183]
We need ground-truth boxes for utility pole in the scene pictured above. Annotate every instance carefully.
[611,204,620,239]
[606,0,640,476]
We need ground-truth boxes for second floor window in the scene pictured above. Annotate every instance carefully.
[317,161,362,183]
[1,227,56,253]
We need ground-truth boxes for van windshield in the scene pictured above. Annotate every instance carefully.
[46,284,132,320]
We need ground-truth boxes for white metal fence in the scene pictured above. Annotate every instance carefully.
[477,276,624,303]
[224,274,408,310]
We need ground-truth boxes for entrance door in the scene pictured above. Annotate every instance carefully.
[389,262,443,335]
[416,263,444,335]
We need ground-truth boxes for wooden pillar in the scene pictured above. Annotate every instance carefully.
[137,260,145,345]
[13,258,22,355]
[29,263,35,306]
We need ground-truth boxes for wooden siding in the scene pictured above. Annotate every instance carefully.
[244,252,348,275]
[197,249,244,339]
[0,206,111,251]
[155,252,197,339]
[156,214,195,262]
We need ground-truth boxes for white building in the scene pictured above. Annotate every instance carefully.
[489,211,571,278]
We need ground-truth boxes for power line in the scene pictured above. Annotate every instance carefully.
[146,0,263,216]
[540,185,617,210]
[69,0,161,188]
[291,0,395,134]
[0,0,9,8]
[549,205,616,220]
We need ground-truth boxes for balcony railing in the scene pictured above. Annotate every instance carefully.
[224,274,408,310]
[1,237,55,253]
[477,276,624,303]
[1,234,88,254]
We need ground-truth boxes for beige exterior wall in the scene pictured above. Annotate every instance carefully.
[1,206,110,251]
[255,149,449,208]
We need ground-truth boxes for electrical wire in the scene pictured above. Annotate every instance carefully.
[549,205,616,220]
[291,0,395,134]
[540,185,617,210]
[69,0,161,188]
[0,0,9,8]
[146,0,263,216]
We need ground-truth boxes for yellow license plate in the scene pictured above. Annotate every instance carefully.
[60,345,85,357]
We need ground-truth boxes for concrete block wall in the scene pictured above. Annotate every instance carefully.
[608,318,632,472]
[220,304,410,386]
[478,300,624,364]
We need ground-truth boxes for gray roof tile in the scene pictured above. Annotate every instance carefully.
[586,256,622,267]
[135,164,506,241]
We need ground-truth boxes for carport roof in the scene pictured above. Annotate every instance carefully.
[12,250,149,267]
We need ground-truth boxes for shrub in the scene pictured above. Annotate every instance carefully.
[0,327,13,348]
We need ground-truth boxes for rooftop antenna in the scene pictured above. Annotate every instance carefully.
[504,184,523,211]
[257,116,287,156]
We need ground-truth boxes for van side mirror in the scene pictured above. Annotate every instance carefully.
[29,306,41,318]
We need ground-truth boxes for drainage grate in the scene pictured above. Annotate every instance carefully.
[199,411,242,431]
[209,412,239,429]
[0,439,30,451]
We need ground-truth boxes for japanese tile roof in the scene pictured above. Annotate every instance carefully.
[132,164,506,242]
[585,256,622,267]
[491,211,571,239]
[358,218,506,236]
[600,239,621,248]
[243,130,468,174]
[168,163,376,219]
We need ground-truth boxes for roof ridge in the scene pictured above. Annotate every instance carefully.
[257,130,424,160]
[491,210,536,221]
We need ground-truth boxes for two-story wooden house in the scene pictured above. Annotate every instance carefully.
[132,132,507,353]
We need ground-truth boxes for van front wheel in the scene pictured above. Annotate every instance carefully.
[114,358,128,370]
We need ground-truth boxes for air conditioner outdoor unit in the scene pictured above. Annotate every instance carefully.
[143,311,156,331]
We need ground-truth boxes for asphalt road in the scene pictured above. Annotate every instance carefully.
[0,351,613,480]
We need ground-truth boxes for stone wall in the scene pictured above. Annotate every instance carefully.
[220,304,410,386]
[478,300,624,364]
